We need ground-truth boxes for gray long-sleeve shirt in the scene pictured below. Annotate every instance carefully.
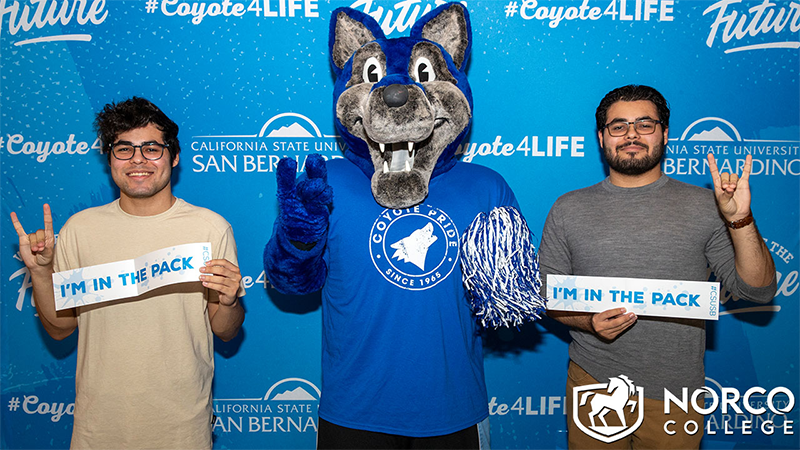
[540,175,776,400]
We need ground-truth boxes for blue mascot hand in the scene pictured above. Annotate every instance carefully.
[276,154,333,246]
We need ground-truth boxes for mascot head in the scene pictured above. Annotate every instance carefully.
[329,3,472,209]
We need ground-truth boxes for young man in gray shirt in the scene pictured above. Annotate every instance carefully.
[540,84,776,449]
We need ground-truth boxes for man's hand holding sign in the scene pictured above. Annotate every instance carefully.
[201,258,244,342]
[200,259,242,306]
[590,307,637,341]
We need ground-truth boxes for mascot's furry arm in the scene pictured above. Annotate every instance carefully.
[263,154,332,295]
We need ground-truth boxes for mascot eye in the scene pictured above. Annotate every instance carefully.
[413,57,436,83]
[363,57,383,83]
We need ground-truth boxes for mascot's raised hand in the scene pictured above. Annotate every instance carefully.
[264,154,332,295]
[276,154,333,246]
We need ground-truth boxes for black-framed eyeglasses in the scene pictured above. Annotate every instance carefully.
[604,119,663,137]
[110,141,169,161]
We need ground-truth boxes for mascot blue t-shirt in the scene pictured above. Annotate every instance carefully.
[318,158,517,435]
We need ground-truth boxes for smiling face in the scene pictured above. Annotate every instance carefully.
[110,123,178,214]
[598,100,668,186]
[329,4,472,209]
[334,39,471,209]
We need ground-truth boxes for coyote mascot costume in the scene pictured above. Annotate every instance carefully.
[264,3,545,445]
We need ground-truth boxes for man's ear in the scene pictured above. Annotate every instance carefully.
[597,130,604,149]
[662,127,669,146]
[172,153,180,168]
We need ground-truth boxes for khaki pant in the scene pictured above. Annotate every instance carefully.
[566,361,704,449]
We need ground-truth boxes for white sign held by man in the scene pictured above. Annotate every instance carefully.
[546,274,720,320]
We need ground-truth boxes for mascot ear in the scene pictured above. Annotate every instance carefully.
[411,3,471,70]
[329,8,386,77]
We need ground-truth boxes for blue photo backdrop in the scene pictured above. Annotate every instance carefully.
[2,1,798,448]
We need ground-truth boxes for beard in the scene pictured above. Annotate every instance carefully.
[604,139,664,176]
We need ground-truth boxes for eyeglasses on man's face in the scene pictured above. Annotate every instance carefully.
[110,141,169,161]
[604,119,663,137]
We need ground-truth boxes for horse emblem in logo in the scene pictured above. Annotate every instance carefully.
[573,375,644,443]
[369,205,459,291]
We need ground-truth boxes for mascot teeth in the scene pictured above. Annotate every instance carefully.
[381,142,416,173]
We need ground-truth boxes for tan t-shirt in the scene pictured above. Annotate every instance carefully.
[54,199,240,449]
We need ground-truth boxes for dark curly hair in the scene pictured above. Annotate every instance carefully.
[94,97,180,163]
[595,85,670,131]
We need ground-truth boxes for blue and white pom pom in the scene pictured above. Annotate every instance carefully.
[460,206,547,329]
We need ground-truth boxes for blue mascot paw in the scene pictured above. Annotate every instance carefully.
[276,154,333,246]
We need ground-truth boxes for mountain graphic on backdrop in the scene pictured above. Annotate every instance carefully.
[688,127,733,141]
[267,123,314,138]
[271,387,317,401]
